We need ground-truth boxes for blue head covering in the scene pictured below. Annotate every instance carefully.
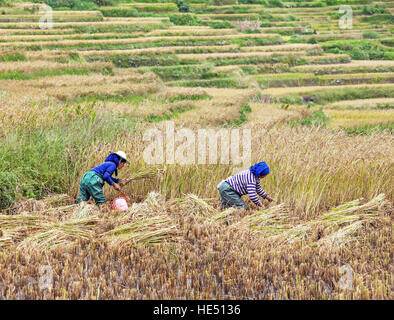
[250,161,270,177]
[105,153,120,176]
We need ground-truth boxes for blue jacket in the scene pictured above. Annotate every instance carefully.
[90,153,120,186]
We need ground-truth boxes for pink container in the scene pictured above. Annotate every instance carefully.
[111,197,129,212]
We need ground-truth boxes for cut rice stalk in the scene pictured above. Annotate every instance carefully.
[211,207,238,223]
[317,221,365,247]
[178,194,217,217]
[321,194,385,226]
[103,215,178,247]
[17,217,98,250]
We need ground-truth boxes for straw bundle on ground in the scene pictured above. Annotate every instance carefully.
[71,202,97,219]
[17,217,99,251]
[232,203,291,236]
[178,194,217,218]
[119,191,165,220]
[211,207,239,224]
[316,193,390,247]
[230,194,390,247]
[5,194,74,215]
[102,215,178,248]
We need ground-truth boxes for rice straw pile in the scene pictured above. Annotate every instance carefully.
[230,194,390,247]
[0,193,390,252]
[178,194,217,218]
[231,203,291,236]
[102,215,178,248]
[18,217,99,251]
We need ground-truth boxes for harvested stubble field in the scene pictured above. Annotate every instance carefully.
[0,0,393,300]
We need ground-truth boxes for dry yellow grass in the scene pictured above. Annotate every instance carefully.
[304,54,350,63]
[0,191,391,299]
[177,51,304,60]
[320,72,394,80]
[147,28,236,36]
[0,32,135,42]
[325,109,394,129]
[293,60,394,72]
[0,33,278,48]
[0,70,162,123]
[0,18,167,29]
[168,87,256,125]
[263,83,394,97]
[198,13,260,20]
[0,60,111,73]
[326,98,394,110]
[240,43,320,52]
[0,3,392,300]
[77,44,239,56]
[246,103,303,127]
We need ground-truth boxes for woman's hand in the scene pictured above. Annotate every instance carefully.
[113,183,121,191]
[266,195,274,202]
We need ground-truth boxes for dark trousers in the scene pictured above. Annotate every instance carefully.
[217,181,247,210]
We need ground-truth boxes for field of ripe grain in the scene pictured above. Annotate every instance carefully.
[0,0,393,300]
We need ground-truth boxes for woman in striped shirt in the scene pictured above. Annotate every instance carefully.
[217,161,273,210]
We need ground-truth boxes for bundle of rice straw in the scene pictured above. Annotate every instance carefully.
[41,194,74,207]
[0,214,53,248]
[18,217,99,250]
[178,194,217,217]
[118,191,165,220]
[315,194,388,247]
[317,221,364,247]
[270,223,313,244]
[6,194,74,215]
[123,168,163,184]
[232,203,291,236]
[0,236,13,248]
[320,194,385,227]
[211,207,239,224]
[0,214,51,229]
[102,215,178,248]
[71,202,97,219]
[270,194,387,247]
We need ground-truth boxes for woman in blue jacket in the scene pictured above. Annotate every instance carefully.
[76,151,129,205]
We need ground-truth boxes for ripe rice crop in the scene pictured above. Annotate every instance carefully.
[0,0,392,300]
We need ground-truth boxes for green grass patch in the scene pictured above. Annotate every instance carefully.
[69,92,148,105]
[322,39,394,60]
[206,54,306,67]
[224,103,252,127]
[148,64,215,81]
[167,93,212,103]
[147,105,195,122]
[298,109,329,127]
[71,21,171,34]
[281,87,394,105]
[169,78,246,88]
[0,66,111,80]
[344,123,394,135]
[86,53,180,68]
[0,53,27,62]
[254,73,394,88]
[0,103,138,209]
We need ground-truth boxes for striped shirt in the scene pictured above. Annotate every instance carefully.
[226,170,268,206]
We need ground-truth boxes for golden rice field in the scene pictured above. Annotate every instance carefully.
[0,0,393,300]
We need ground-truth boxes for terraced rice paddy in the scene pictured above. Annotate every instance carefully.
[0,0,393,300]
